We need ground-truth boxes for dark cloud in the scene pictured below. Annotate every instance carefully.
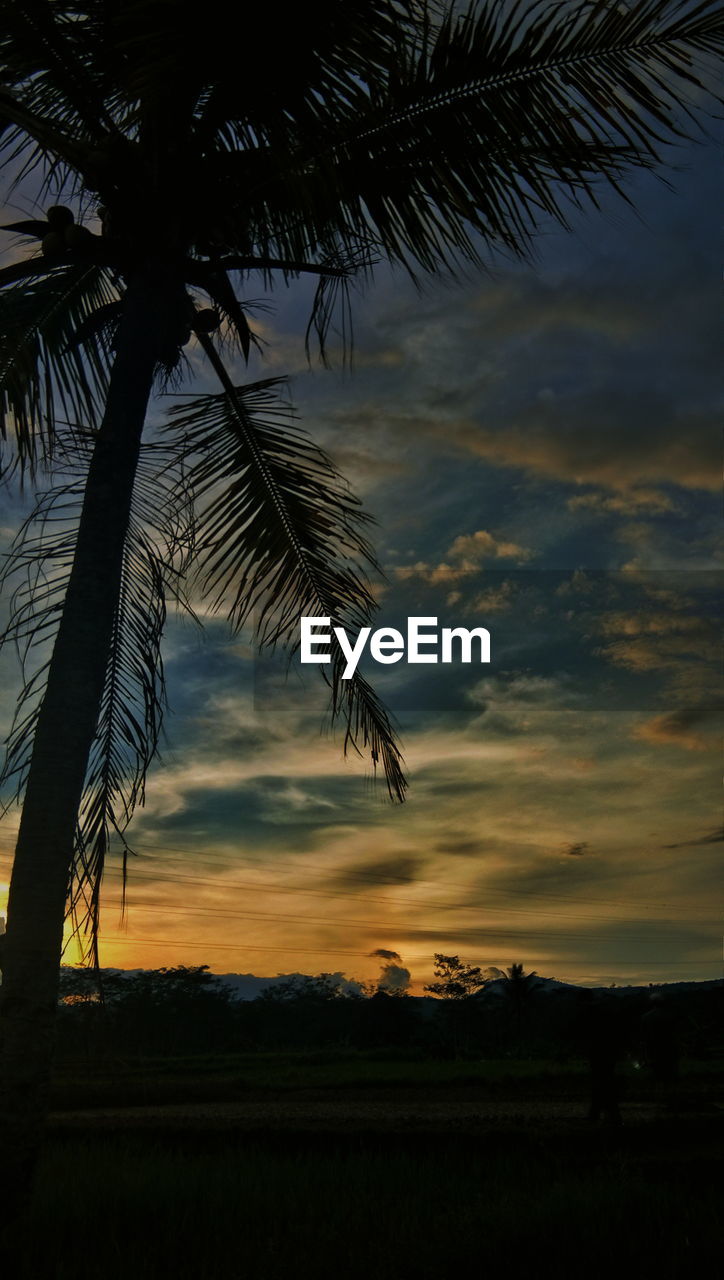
[443,401,719,496]
[369,948,402,962]
[562,842,589,858]
[377,963,411,994]
[435,838,483,857]
[476,854,617,904]
[663,827,724,850]
[394,917,719,966]
[329,856,423,889]
[634,704,724,752]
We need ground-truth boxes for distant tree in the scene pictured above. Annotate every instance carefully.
[57,964,103,1005]
[257,973,357,1003]
[363,988,419,1049]
[109,964,234,1055]
[424,954,487,1000]
[424,954,489,1056]
[252,972,360,1050]
[504,962,540,987]
[501,962,542,1052]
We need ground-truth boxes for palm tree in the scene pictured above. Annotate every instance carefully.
[0,0,721,1195]
[503,962,542,1052]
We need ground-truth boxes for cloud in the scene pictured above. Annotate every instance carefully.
[662,827,723,849]
[596,612,708,639]
[567,489,676,516]
[369,948,402,962]
[393,528,531,586]
[470,581,516,614]
[377,963,411,994]
[426,403,719,495]
[561,842,589,857]
[595,611,720,690]
[446,529,533,566]
[469,673,567,710]
[434,838,483,857]
[330,856,423,890]
[634,706,724,752]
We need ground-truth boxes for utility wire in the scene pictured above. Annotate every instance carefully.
[0,834,715,915]
[91,933,720,966]
[94,864,721,927]
[0,834,721,916]
[98,896,719,945]
[75,837,724,914]
[1,849,718,929]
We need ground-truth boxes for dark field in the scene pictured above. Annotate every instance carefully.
[18,1053,724,1279]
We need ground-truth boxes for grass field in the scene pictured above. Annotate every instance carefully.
[22,1124,723,1279]
[10,1052,721,1278]
[50,1050,594,1109]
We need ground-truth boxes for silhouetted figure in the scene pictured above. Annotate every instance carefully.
[641,992,680,1089]
[575,990,624,1126]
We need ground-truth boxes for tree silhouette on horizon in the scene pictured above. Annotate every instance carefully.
[0,0,722,1204]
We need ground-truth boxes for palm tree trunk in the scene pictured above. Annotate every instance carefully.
[0,272,163,1210]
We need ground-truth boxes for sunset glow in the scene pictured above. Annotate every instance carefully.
[1,134,720,995]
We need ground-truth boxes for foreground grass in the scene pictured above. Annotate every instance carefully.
[17,1129,722,1280]
[50,1049,723,1110]
[47,1051,628,1109]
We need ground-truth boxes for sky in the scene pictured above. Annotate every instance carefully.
[0,129,721,992]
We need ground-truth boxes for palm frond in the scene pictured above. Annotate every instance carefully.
[0,434,197,958]
[0,262,118,475]
[304,241,378,366]
[185,266,258,362]
[0,82,95,195]
[218,0,724,275]
[70,514,179,961]
[0,478,77,801]
[166,376,407,800]
[0,1,110,130]
[112,0,414,145]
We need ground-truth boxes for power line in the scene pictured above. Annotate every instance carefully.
[90,933,721,966]
[98,897,718,945]
[0,836,717,915]
[84,838,723,914]
[96,864,721,928]
[95,936,383,959]
[1,851,718,932]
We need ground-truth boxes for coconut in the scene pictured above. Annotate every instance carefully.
[42,232,65,258]
[46,206,75,229]
[194,308,221,333]
[169,322,193,349]
[64,224,94,251]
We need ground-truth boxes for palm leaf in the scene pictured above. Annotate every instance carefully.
[0,0,114,137]
[185,266,258,362]
[166,376,407,800]
[0,435,197,958]
[0,262,119,474]
[207,0,724,275]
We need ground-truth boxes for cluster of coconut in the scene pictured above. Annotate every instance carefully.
[41,206,95,259]
[193,308,220,333]
[41,204,221,349]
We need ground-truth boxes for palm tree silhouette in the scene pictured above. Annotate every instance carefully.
[0,0,722,1192]
[503,962,542,1051]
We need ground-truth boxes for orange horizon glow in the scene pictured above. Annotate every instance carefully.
[1,825,718,993]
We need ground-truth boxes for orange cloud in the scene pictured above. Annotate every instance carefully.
[568,488,676,516]
[634,706,723,752]
[433,409,719,494]
[393,529,531,584]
